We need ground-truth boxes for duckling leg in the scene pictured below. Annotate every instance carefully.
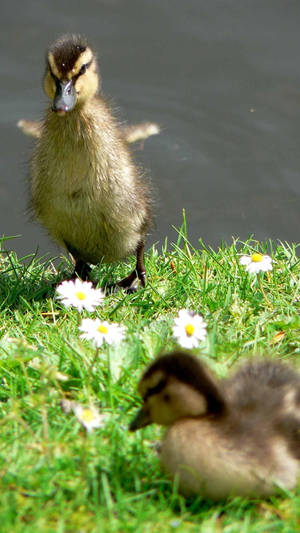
[65,242,92,281]
[136,241,146,287]
[66,241,146,289]
[117,241,146,291]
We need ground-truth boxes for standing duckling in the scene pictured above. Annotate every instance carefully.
[30,34,153,289]
[130,351,300,499]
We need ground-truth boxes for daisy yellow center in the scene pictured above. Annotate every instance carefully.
[97,324,108,334]
[75,291,86,300]
[81,409,94,422]
[251,253,263,263]
[185,323,195,336]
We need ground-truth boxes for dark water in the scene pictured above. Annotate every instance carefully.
[1,0,300,260]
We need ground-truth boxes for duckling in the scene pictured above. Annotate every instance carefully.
[130,351,300,499]
[30,34,154,288]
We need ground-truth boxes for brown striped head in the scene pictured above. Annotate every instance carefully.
[129,351,226,430]
[43,34,99,115]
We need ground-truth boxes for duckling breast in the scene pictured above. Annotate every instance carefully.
[160,418,300,499]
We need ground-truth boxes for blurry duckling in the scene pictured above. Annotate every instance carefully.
[29,34,156,289]
[130,351,300,499]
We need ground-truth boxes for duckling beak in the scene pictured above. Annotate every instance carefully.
[52,80,77,114]
[129,406,152,431]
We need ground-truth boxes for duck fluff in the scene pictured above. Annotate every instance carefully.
[130,351,300,499]
[30,34,154,289]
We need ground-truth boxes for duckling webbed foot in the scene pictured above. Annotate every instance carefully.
[71,260,92,281]
[65,242,93,281]
[117,269,139,291]
[104,270,137,294]
[110,241,146,293]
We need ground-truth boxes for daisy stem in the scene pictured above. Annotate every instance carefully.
[87,347,100,388]
[81,429,87,479]
[107,349,113,408]
[258,274,272,308]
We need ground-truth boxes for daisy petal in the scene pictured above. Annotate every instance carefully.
[239,254,273,274]
[56,279,105,311]
[79,318,126,347]
[172,309,207,350]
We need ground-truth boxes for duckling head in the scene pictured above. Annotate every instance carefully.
[130,351,226,431]
[44,34,99,115]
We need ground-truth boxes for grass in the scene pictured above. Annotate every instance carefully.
[0,226,299,533]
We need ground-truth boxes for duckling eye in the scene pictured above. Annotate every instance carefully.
[79,64,87,76]
[163,394,170,403]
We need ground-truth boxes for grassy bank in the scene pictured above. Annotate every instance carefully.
[0,231,299,532]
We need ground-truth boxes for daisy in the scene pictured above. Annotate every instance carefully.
[79,318,125,347]
[239,253,273,274]
[172,309,207,349]
[72,403,106,433]
[56,279,104,312]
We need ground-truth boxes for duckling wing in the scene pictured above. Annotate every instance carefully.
[275,413,300,460]
[17,119,42,139]
[224,359,300,409]
[224,359,300,461]
[275,385,300,460]
[18,117,160,144]
[119,122,160,144]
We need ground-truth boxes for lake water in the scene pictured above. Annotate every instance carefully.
[1,0,300,260]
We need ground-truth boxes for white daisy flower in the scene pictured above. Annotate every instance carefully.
[29,357,42,370]
[172,309,207,349]
[79,318,125,347]
[60,399,75,414]
[56,279,105,312]
[239,253,273,274]
[72,403,106,433]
